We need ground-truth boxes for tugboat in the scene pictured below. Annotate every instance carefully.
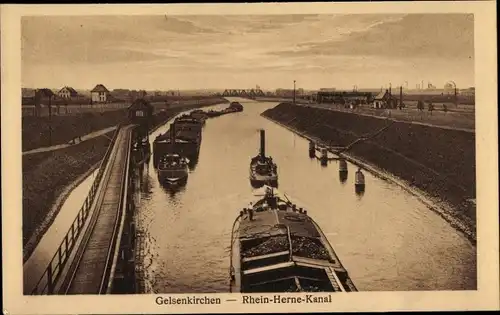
[157,154,189,186]
[249,129,278,188]
[229,186,357,293]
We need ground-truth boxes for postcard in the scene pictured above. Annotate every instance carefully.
[2,2,499,314]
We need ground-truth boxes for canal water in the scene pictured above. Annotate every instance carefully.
[134,98,476,292]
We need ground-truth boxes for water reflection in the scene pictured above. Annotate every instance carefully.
[339,170,348,184]
[160,183,187,197]
[355,188,365,198]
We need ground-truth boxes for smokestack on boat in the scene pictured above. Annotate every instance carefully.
[260,129,265,158]
[170,122,176,144]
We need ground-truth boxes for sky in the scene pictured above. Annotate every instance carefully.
[21,14,475,91]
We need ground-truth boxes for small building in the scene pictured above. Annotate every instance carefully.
[91,84,110,103]
[317,91,373,104]
[58,86,78,99]
[373,90,398,109]
[460,87,475,98]
[128,98,153,122]
[129,98,154,139]
[35,88,56,104]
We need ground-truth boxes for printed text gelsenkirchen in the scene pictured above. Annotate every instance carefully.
[156,296,222,305]
[243,295,333,304]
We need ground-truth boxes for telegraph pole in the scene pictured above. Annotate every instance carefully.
[48,92,53,146]
[293,80,296,105]
[454,85,458,108]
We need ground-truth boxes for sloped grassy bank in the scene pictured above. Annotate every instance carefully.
[262,103,476,243]
[23,98,228,261]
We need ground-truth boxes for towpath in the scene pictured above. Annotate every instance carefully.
[22,126,118,156]
[296,103,475,133]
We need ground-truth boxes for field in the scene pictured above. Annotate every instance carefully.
[263,103,476,238]
[22,110,129,151]
[305,103,475,131]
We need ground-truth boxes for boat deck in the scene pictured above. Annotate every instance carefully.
[156,129,200,142]
[232,188,357,293]
[239,209,320,239]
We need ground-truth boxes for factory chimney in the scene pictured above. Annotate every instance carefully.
[399,86,403,107]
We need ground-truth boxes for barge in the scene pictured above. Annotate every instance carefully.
[229,186,357,293]
[228,101,243,112]
[157,154,189,186]
[249,129,278,188]
[189,110,208,125]
[153,115,203,167]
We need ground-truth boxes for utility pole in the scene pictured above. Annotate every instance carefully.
[454,85,458,108]
[48,92,53,146]
[293,80,296,105]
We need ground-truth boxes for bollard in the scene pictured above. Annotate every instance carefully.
[309,141,316,158]
[320,148,328,166]
[355,168,366,194]
[339,158,348,184]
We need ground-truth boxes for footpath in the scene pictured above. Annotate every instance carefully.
[22,126,118,156]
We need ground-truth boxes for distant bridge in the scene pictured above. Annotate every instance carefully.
[222,89,265,98]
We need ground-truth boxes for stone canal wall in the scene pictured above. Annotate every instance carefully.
[262,103,476,243]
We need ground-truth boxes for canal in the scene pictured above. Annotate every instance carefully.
[134,97,476,292]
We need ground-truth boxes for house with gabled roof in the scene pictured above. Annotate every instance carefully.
[58,86,79,99]
[91,84,110,103]
[372,89,398,109]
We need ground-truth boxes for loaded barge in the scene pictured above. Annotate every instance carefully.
[205,101,244,118]
[153,115,203,167]
[157,154,189,186]
[229,186,357,293]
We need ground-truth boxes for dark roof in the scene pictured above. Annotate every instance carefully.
[374,90,389,100]
[129,98,153,110]
[36,88,55,97]
[91,84,110,93]
[59,86,78,96]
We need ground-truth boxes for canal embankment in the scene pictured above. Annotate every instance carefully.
[262,103,476,245]
[22,97,228,262]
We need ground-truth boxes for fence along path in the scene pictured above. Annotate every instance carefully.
[27,125,123,295]
[59,125,133,294]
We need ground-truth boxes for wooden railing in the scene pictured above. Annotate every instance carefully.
[30,125,123,295]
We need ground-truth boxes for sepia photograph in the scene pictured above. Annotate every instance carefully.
[2,2,499,314]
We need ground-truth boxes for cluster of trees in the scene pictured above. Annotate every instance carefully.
[416,100,448,114]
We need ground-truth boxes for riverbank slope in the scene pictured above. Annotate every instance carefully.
[262,103,476,243]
